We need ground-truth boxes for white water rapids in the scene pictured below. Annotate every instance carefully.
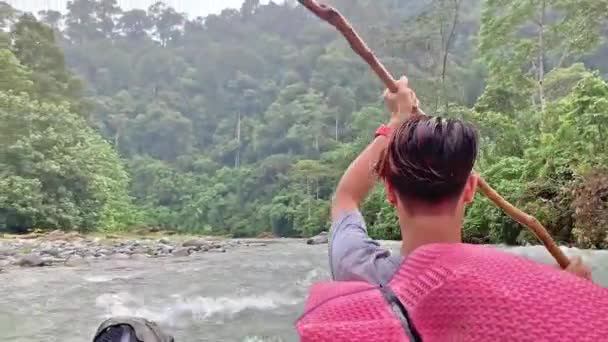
[1,240,607,341]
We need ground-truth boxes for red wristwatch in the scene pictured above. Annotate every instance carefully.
[375,124,394,139]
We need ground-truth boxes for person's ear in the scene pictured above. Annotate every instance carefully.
[385,181,398,206]
[462,173,479,205]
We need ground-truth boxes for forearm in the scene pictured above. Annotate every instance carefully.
[331,121,397,219]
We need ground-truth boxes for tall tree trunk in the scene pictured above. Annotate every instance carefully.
[440,0,461,113]
[538,0,547,114]
[335,116,339,141]
[307,179,311,219]
[114,128,120,150]
[235,111,241,168]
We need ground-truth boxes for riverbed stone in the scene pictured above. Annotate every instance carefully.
[0,247,16,256]
[158,238,170,245]
[182,239,208,248]
[307,231,329,245]
[41,248,62,257]
[172,247,191,257]
[208,248,226,253]
[16,254,51,267]
[132,247,148,255]
[65,255,88,267]
[117,248,132,255]
[158,244,173,254]
[59,250,75,259]
[112,253,130,260]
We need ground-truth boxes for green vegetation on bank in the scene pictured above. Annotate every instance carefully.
[1,0,607,248]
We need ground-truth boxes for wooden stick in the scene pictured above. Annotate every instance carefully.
[298,0,570,269]
[477,178,569,268]
[297,0,398,94]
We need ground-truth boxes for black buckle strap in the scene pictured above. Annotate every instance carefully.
[379,285,423,342]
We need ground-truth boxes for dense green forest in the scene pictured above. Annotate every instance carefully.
[1,0,608,248]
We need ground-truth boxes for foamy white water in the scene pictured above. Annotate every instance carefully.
[0,239,606,341]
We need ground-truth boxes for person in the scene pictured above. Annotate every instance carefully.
[296,242,608,341]
[329,76,591,285]
[295,77,605,342]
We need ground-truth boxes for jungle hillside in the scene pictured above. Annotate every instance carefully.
[1,0,608,248]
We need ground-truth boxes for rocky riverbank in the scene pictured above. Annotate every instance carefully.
[0,230,274,272]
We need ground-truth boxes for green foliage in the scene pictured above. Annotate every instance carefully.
[0,0,606,248]
[0,92,134,232]
[464,73,608,247]
[0,49,33,93]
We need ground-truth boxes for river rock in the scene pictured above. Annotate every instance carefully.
[131,247,148,255]
[59,250,75,259]
[16,254,51,267]
[172,247,191,257]
[117,248,132,255]
[182,239,208,248]
[41,247,62,257]
[0,259,11,267]
[112,253,130,260]
[0,247,16,256]
[64,255,88,267]
[307,231,329,245]
[47,229,67,241]
[157,244,173,254]
[158,238,170,245]
[209,248,226,253]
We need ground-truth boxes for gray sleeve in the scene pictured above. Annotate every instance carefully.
[329,210,401,285]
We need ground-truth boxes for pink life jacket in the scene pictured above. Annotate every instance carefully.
[296,243,608,342]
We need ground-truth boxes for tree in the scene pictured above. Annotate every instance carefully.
[95,0,121,39]
[0,92,134,232]
[11,14,83,103]
[118,9,153,41]
[65,0,100,44]
[480,0,608,115]
[0,49,33,93]
[148,2,185,47]
[38,10,62,30]
[4,0,605,246]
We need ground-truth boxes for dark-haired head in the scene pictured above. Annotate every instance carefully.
[378,116,479,215]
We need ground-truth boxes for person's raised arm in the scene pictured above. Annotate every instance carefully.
[331,77,417,220]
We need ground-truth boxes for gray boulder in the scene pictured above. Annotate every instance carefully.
[0,247,16,257]
[306,231,329,245]
[182,239,208,248]
[172,247,191,257]
[112,253,130,260]
[41,248,62,257]
[65,255,89,267]
[16,254,51,267]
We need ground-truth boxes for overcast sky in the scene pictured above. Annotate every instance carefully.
[6,0,271,18]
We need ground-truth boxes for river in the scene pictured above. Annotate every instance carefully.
[1,239,607,342]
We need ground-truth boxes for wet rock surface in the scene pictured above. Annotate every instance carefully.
[0,230,276,272]
[306,231,329,245]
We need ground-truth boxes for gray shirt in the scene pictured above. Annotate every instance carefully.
[329,210,403,285]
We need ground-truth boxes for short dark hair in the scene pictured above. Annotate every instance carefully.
[378,116,479,208]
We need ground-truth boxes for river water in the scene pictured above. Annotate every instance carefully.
[1,239,607,342]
